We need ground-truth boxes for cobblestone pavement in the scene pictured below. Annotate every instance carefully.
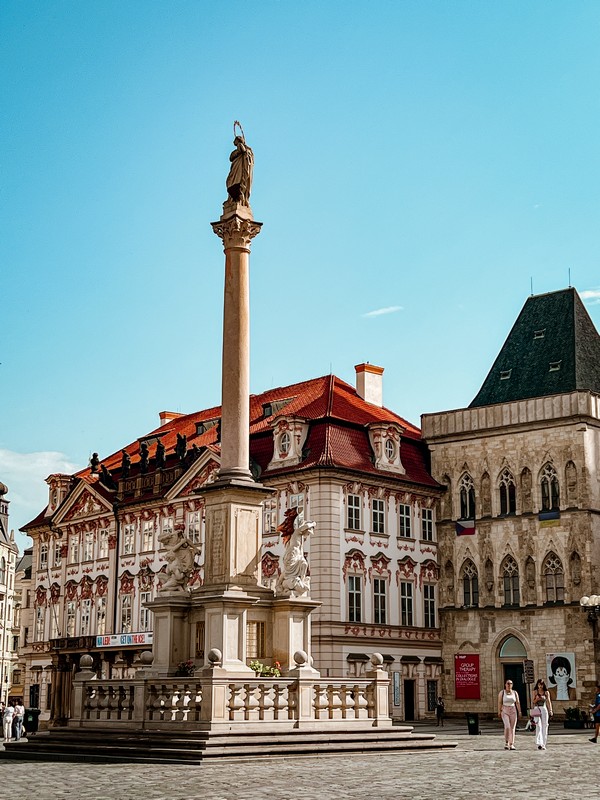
[2,722,599,800]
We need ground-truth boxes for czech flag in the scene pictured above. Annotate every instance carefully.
[456,520,476,536]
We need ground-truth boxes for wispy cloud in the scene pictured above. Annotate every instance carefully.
[0,449,82,546]
[580,288,600,305]
[362,305,403,318]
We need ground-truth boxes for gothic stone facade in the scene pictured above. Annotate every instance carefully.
[422,390,600,714]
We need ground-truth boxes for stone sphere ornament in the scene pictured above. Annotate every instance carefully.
[80,654,94,670]
[207,648,223,665]
[370,653,384,667]
[139,651,154,665]
[294,650,308,666]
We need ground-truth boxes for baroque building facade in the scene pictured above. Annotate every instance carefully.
[422,288,600,714]
[0,480,19,704]
[22,364,444,724]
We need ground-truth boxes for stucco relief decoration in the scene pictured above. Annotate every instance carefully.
[275,508,314,598]
[80,577,93,600]
[138,567,155,590]
[65,491,105,520]
[108,533,117,550]
[343,549,367,581]
[419,559,439,587]
[35,586,47,606]
[396,556,416,584]
[60,543,69,558]
[286,481,306,496]
[369,553,391,581]
[50,583,61,604]
[367,486,390,501]
[96,576,109,597]
[119,572,135,596]
[344,481,364,496]
[186,498,204,513]
[65,581,78,601]
[262,551,280,580]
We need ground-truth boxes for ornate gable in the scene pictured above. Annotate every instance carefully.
[54,481,112,524]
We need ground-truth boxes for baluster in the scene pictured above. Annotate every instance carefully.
[228,683,246,721]
[246,683,261,720]
[261,684,275,720]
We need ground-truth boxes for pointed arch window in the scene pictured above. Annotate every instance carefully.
[502,556,520,607]
[540,463,560,511]
[544,552,564,603]
[459,473,475,520]
[461,560,479,608]
[499,469,516,515]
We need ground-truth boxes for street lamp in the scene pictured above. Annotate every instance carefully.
[580,596,600,622]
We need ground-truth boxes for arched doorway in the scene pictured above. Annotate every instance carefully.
[499,635,528,713]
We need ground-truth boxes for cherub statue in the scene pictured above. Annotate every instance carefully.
[275,507,315,598]
[158,523,201,593]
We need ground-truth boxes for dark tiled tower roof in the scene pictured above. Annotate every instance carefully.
[470,288,600,408]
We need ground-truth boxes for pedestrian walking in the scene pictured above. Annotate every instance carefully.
[13,699,25,741]
[435,696,445,727]
[531,678,553,750]
[589,682,600,743]
[3,702,15,743]
[498,679,521,750]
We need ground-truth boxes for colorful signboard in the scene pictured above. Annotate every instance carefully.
[96,632,153,648]
[454,653,480,699]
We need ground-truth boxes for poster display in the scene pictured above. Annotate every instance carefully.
[546,652,577,700]
[454,653,480,699]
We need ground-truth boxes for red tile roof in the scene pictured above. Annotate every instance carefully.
[22,374,438,531]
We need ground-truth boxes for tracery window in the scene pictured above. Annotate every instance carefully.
[499,469,516,515]
[544,552,564,603]
[540,463,560,511]
[461,559,479,608]
[459,473,475,520]
[502,556,520,606]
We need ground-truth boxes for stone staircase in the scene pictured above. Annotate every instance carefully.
[1,725,456,763]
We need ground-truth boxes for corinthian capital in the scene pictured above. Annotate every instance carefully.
[211,215,263,251]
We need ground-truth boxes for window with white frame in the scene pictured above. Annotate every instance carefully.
[120,594,133,633]
[35,606,45,641]
[140,591,152,631]
[400,581,413,626]
[348,575,362,623]
[66,601,76,637]
[160,517,174,545]
[83,531,94,561]
[142,520,154,551]
[187,511,201,545]
[280,431,291,455]
[122,524,136,556]
[373,578,387,624]
[424,584,436,627]
[289,493,304,514]
[96,597,107,636]
[81,598,91,635]
[39,543,48,569]
[421,508,434,541]
[262,499,277,534]
[347,494,361,530]
[371,498,385,534]
[69,534,79,564]
[98,528,109,559]
[53,540,62,567]
[399,504,411,537]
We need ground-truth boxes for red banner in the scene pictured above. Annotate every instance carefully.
[454,654,480,699]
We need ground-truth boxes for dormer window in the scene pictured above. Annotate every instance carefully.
[367,423,405,474]
[533,329,546,340]
[500,369,512,380]
[549,361,561,372]
[267,416,309,470]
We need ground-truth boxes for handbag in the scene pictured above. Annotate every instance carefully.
[531,706,542,718]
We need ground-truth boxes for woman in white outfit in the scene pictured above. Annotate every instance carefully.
[532,678,553,750]
[498,679,521,749]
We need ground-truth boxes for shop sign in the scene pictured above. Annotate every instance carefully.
[96,632,153,648]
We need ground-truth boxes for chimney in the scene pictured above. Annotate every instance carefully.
[355,363,384,407]
[159,411,184,427]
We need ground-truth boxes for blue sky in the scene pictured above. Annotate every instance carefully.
[2,1,600,550]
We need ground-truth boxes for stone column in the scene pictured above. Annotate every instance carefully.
[211,204,262,484]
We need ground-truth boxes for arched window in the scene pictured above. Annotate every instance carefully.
[499,468,516,515]
[544,552,564,603]
[0,556,5,584]
[540,463,560,511]
[461,560,479,608]
[502,556,520,607]
[459,473,475,520]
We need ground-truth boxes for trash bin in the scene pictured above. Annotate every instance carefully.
[465,711,480,735]
[24,708,41,735]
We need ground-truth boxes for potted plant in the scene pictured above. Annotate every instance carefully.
[175,659,195,677]
[564,706,586,729]
[249,660,282,677]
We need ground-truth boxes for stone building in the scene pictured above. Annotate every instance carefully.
[0,480,19,704]
[21,364,444,724]
[422,288,600,715]
[11,548,32,706]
